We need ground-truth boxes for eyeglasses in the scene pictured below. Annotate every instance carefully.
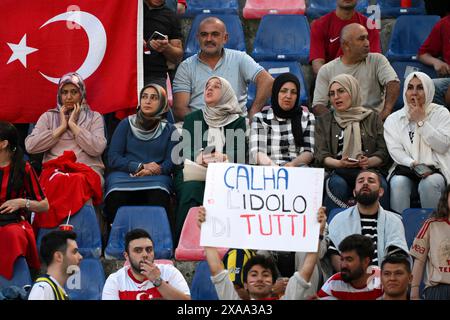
[279,88,298,95]
[328,88,347,98]
[141,93,159,101]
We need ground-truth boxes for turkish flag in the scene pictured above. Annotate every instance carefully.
[0,0,142,123]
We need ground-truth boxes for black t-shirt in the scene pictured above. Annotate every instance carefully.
[143,4,183,78]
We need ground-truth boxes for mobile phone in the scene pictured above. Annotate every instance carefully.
[203,145,216,155]
[413,164,434,177]
[348,157,359,162]
[149,31,167,41]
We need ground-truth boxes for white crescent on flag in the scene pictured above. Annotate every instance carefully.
[38,10,107,83]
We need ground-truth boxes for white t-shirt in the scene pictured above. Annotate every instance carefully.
[102,264,190,300]
[28,276,68,300]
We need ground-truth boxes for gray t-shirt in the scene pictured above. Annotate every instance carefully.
[173,48,264,114]
[313,53,399,113]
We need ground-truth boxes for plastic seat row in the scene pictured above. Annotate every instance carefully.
[182,0,425,19]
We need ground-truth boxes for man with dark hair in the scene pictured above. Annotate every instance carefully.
[143,0,183,87]
[380,254,412,300]
[318,234,382,299]
[172,16,274,120]
[28,230,82,300]
[102,228,190,300]
[327,170,409,272]
[198,206,327,300]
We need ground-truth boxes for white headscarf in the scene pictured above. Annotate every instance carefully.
[402,71,437,118]
[403,72,450,180]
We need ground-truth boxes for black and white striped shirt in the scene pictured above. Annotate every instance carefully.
[250,108,315,165]
[328,212,379,266]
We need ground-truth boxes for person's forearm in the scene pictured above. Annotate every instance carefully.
[411,259,425,298]
[367,156,383,168]
[331,254,341,272]
[419,53,443,69]
[383,81,400,115]
[27,198,49,213]
[312,59,325,76]
[256,152,275,166]
[298,252,318,283]
[290,151,313,166]
[205,246,224,277]
[249,71,273,117]
[323,157,341,169]
[157,282,191,300]
[162,41,183,65]
[173,92,191,121]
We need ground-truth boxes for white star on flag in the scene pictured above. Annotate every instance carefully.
[7,34,38,68]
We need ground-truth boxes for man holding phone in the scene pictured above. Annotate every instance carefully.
[143,0,183,88]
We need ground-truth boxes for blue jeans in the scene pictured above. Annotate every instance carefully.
[324,172,390,211]
[389,173,445,214]
[433,78,450,107]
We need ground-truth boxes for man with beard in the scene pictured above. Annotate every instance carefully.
[326,170,409,273]
[317,234,383,299]
[102,229,190,300]
[379,254,412,300]
[172,16,274,120]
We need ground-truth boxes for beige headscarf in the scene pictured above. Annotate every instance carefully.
[202,76,243,153]
[331,74,373,159]
[202,76,243,128]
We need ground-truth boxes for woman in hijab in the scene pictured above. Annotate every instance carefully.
[315,74,390,210]
[174,76,246,242]
[25,72,105,230]
[105,83,178,225]
[384,71,450,214]
[25,72,107,178]
[250,72,315,167]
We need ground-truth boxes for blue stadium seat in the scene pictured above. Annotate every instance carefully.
[377,0,426,18]
[307,0,369,19]
[390,61,437,111]
[401,208,433,249]
[252,14,310,64]
[184,0,239,17]
[0,257,32,289]
[184,14,246,59]
[190,261,219,300]
[327,208,346,224]
[386,15,440,62]
[246,61,309,109]
[65,258,105,300]
[105,206,173,259]
[36,205,102,258]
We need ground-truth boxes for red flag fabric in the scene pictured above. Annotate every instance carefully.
[0,0,142,123]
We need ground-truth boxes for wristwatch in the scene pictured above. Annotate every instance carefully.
[25,199,31,210]
[152,277,162,287]
[417,120,424,127]
[135,163,144,173]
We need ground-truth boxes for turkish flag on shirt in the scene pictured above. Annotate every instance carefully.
[0,0,143,123]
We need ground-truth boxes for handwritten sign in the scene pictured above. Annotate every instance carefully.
[200,163,324,252]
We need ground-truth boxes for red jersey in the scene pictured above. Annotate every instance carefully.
[317,272,383,300]
[309,11,381,63]
[418,15,450,65]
